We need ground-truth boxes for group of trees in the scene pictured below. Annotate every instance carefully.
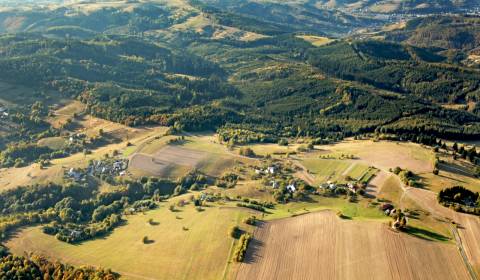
[438,186,480,215]
[232,233,252,262]
[0,253,118,279]
[0,171,203,243]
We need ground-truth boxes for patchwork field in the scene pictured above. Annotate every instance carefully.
[300,158,375,185]
[7,200,253,280]
[129,134,250,178]
[237,211,470,280]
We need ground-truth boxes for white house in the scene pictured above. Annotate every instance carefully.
[287,184,296,193]
[266,166,275,174]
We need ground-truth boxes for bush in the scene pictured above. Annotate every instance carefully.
[229,226,241,238]
[232,233,252,262]
[239,147,256,157]
[243,216,256,226]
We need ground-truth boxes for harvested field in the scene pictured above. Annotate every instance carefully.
[405,187,480,276]
[237,211,470,280]
[129,146,207,176]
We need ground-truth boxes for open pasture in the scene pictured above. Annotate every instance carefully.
[6,201,252,280]
[237,211,470,280]
[317,140,435,174]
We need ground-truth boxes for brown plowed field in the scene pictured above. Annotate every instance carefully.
[129,146,207,176]
[237,211,470,280]
[405,187,480,276]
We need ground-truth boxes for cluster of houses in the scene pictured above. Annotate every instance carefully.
[66,168,87,182]
[66,159,129,182]
[88,159,128,177]
[68,133,86,144]
[255,166,276,175]
[319,181,358,192]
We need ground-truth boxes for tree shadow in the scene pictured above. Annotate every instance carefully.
[404,226,450,242]
[241,222,265,264]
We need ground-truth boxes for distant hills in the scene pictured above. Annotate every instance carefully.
[385,16,480,52]
[0,0,479,140]
[314,0,480,13]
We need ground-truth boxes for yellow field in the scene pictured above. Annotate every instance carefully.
[7,198,253,280]
[317,140,435,174]
[296,35,334,46]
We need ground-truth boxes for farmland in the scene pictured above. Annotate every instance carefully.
[3,133,480,279]
[7,197,254,280]
[237,211,470,280]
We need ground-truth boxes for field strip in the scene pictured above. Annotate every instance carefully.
[341,162,357,176]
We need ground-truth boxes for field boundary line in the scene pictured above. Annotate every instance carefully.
[451,225,478,280]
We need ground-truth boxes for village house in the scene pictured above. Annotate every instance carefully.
[287,184,296,193]
[67,168,83,181]
[266,166,275,174]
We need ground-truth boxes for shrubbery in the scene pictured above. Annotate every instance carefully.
[232,233,252,262]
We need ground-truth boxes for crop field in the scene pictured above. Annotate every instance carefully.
[300,158,375,185]
[405,187,480,275]
[129,133,252,178]
[129,146,207,177]
[7,199,253,280]
[237,211,470,280]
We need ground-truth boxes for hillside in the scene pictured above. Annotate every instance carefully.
[315,0,480,14]
[385,15,480,52]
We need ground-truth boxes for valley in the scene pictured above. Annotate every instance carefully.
[0,0,479,279]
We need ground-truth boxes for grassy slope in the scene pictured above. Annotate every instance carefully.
[7,198,253,280]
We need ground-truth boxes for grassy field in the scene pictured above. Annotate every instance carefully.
[264,195,386,221]
[317,140,435,174]
[296,35,334,46]
[3,132,479,278]
[301,158,352,183]
[37,136,68,150]
[7,197,254,280]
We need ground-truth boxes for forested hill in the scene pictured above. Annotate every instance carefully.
[385,16,480,52]
[314,0,480,14]
[0,1,479,141]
